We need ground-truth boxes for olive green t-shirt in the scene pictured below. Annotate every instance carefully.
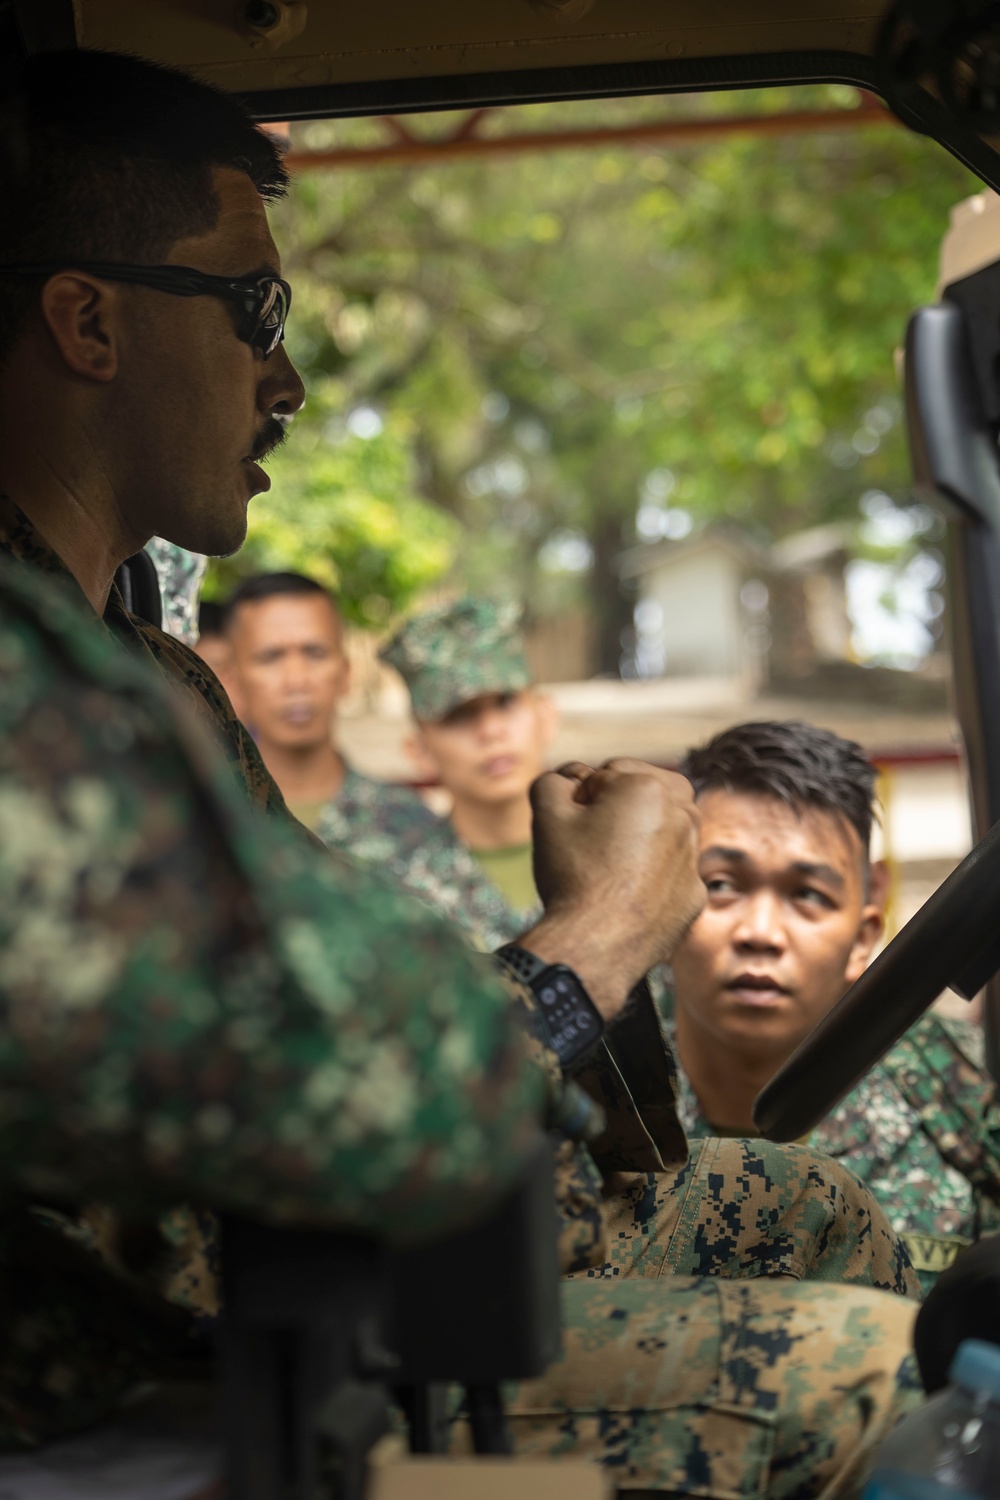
[470,841,537,914]
[286,798,330,833]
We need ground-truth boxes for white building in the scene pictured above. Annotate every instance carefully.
[618,526,768,684]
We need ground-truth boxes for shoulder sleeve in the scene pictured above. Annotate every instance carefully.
[0,564,542,1246]
[318,772,438,863]
[889,1013,1000,1205]
[493,965,605,1274]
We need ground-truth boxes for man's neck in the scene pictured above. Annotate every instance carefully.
[450,793,533,853]
[673,1007,780,1134]
[0,451,142,616]
[259,739,346,806]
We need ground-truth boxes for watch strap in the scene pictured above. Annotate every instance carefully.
[495,943,605,1068]
[494,943,549,987]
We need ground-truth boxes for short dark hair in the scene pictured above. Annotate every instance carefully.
[0,49,287,359]
[679,720,877,856]
[197,600,228,638]
[225,571,339,628]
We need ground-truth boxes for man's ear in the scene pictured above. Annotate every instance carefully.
[844,858,889,986]
[534,691,559,750]
[403,727,438,781]
[39,273,119,382]
[335,649,352,701]
[867,857,891,911]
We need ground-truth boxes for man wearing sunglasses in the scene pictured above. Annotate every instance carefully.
[0,46,927,1499]
[0,51,303,825]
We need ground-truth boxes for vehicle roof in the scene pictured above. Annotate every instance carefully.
[7,0,1000,188]
[55,1,891,97]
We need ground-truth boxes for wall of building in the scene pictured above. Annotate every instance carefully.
[642,548,745,676]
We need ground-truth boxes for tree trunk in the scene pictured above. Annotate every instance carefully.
[589,513,631,677]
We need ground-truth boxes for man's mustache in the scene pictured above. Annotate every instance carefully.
[249,417,288,463]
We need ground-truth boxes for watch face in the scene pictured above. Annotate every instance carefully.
[538,968,600,1062]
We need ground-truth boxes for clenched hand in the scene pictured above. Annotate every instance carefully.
[518,758,704,1023]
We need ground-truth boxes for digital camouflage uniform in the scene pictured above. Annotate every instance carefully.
[665,1012,1000,1292]
[144,539,207,646]
[0,522,924,1496]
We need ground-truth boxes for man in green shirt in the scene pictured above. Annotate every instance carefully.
[319,596,548,948]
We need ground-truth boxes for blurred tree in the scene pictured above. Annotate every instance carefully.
[205,408,457,628]
[239,89,979,670]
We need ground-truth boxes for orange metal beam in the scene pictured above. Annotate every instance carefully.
[284,98,895,173]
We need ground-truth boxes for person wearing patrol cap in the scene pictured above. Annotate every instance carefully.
[318,596,556,949]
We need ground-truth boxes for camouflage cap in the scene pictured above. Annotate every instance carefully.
[380,597,530,721]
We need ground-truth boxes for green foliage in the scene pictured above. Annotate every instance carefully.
[205,406,457,628]
[246,89,981,659]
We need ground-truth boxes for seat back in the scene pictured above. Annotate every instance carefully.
[217,1134,561,1491]
[114,549,163,629]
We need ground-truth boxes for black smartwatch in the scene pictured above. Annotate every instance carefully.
[496,943,605,1068]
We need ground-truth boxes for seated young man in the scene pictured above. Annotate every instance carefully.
[320,595,549,948]
[667,718,1000,1287]
[320,605,922,1302]
[225,571,435,838]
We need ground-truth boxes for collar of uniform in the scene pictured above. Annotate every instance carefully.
[660,1018,714,1139]
[0,495,93,604]
[0,495,155,659]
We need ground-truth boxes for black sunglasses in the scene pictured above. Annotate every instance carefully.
[0,261,292,358]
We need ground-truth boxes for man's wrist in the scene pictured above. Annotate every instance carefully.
[513,912,640,1023]
[495,943,605,1067]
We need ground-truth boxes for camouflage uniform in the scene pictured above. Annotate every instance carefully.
[0,551,542,1448]
[665,1012,1000,1290]
[320,795,538,951]
[317,762,439,869]
[316,767,539,951]
[144,538,207,646]
[0,524,923,1493]
[0,498,291,825]
[332,590,921,1302]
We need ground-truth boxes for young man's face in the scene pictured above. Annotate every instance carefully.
[671,789,884,1062]
[411,690,556,807]
[115,167,305,557]
[228,592,348,751]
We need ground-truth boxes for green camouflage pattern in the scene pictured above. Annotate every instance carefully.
[317,763,440,866]
[504,1276,923,1499]
[144,539,207,646]
[0,551,548,1447]
[0,498,298,829]
[379,595,531,721]
[319,796,538,952]
[665,1011,1000,1291]
[0,511,928,1490]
